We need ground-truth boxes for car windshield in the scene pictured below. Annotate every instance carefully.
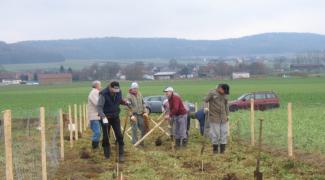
[237,94,248,100]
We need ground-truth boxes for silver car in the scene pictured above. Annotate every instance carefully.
[144,95,195,114]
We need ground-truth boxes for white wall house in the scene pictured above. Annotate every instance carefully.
[232,72,250,79]
[153,72,176,80]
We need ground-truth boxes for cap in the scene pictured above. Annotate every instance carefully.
[163,86,174,92]
[130,82,139,89]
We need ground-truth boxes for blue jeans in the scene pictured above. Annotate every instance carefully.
[131,114,146,144]
[90,120,101,142]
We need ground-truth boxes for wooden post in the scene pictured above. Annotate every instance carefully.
[288,102,293,157]
[40,107,47,180]
[68,105,73,148]
[79,104,82,134]
[195,102,199,129]
[83,104,87,131]
[74,104,78,140]
[250,98,255,146]
[3,110,14,180]
[59,109,64,161]
[86,105,89,127]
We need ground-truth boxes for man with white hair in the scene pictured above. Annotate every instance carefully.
[163,86,188,149]
[88,80,102,149]
[127,82,148,146]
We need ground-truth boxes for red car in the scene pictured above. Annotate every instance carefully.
[229,91,280,112]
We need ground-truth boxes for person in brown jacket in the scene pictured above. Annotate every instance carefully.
[204,84,230,154]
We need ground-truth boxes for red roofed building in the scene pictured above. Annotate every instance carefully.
[38,73,72,85]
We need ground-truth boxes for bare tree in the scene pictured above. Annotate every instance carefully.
[124,61,145,80]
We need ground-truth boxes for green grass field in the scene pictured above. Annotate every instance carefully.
[1,77,325,179]
[1,77,325,153]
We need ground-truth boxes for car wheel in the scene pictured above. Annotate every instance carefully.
[229,105,238,112]
[259,105,266,111]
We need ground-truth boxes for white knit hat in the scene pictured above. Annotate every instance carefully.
[130,82,139,89]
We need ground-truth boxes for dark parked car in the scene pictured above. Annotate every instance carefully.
[144,95,195,113]
[229,91,280,112]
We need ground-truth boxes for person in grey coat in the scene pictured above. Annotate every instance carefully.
[204,84,230,154]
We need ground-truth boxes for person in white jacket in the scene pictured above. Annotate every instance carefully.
[88,80,102,149]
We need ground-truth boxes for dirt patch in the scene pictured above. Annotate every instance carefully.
[222,173,239,180]
[80,147,91,159]
[183,160,216,173]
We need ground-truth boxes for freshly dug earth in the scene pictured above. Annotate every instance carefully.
[54,127,325,180]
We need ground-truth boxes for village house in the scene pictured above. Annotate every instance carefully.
[38,73,72,85]
[232,72,250,79]
[153,72,176,80]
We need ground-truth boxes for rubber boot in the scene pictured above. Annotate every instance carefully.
[175,139,181,149]
[182,139,188,147]
[119,145,125,162]
[220,144,226,154]
[92,141,99,149]
[103,145,110,159]
[213,144,218,154]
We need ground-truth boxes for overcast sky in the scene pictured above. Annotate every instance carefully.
[0,0,324,43]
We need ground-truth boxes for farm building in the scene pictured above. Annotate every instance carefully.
[232,72,250,79]
[290,64,324,72]
[153,72,176,80]
[38,73,72,85]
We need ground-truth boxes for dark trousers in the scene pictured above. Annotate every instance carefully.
[101,116,124,147]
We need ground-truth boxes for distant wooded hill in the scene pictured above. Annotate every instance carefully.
[0,41,65,64]
[2,32,325,64]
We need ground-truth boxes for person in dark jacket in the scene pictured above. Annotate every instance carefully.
[97,81,130,161]
[164,86,188,148]
[194,108,206,136]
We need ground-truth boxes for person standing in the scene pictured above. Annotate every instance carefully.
[127,82,148,146]
[204,84,230,154]
[97,81,130,161]
[87,80,102,149]
[164,87,188,148]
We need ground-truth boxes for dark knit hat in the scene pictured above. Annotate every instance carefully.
[218,84,230,95]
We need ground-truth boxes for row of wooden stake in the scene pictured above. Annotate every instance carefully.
[249,99,293,157]
[2,103,88,180]
[194,99,294,157]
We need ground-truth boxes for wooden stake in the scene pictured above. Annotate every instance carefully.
[83,104,87,131]
[40,107,47,180]
[85,105,89,127]
[195,102,199,129]
[134,114,165,147]
[250,98,255,146]
[74,104,78,140]
[68,105,73,148]
[79,104,82,134]
[4,110,13,180]
[288,102,293,157]
[59,109,64,161]
[149,118,170,137]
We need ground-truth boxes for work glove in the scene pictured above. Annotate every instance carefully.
[204,108,209,113]
[143,112,149,118]
[164,114,170,121]
[130,115,137,123]
[102,117,109,124]
[126,100,132,106]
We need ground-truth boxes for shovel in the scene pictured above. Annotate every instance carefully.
[254,118,263,180]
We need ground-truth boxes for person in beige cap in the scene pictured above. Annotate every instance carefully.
[127,82,148,146]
